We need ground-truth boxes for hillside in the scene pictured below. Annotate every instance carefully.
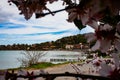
[0,34,87,50]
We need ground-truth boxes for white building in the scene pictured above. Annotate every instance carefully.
[65,44,74,50]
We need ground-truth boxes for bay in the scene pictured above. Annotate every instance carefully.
[0,50,85,69]
[0,50,23,69]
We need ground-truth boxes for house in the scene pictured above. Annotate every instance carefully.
[65,44,74,50]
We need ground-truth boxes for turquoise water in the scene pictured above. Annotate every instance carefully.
[0,50,83,69]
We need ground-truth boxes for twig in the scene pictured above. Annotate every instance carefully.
[5,71,110,80]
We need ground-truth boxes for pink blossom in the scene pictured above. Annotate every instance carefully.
[67,8,78,22]
[80,9,89,25]
[99,64,120,80]
[8,0,57,20]
[99,39,112,53]
[111,53,120,68]
[67,0,111,25]
[99,53,120,80]
[0,70,6,80]
[99,62,113,77]
[85,20,119,52]
[84,32,96,43]
[47,0,58,3]
[17,69,27,80]
[116,23,120,33]
[91,40,100,51]
[92,57,102,67]
[104,0,120,15]
[114,38,120,52]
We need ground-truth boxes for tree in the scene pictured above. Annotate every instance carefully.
[17,51,46,67]
[7,0,120,79]
[8,0,120,53]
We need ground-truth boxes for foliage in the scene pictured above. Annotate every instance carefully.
[0,34,87,50]
[26,62,69,69]
[28,62,54,69]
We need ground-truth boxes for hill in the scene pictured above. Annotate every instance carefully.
[0,34,87,50]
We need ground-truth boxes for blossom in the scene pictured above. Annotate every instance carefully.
[17,69,28,80]
[92,57,102,67]
[116,23,120,34]
[99,53,120,80]
[99,63,120,80]
[66,0,114,25]
[17,69,47,80]
[66,0,120,53]
[66,8,79,22]
[47,0,58,3]
[8,0,58,20]
[85,19,120,52]
[0,70,6,80]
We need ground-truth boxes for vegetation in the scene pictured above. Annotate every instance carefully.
[28,62,55,69]
[17,51,46,67]
[0,34,87,50]
[7,62,71,70]
[27,62,69,69]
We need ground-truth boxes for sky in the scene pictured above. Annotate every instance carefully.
[0,0,94,45]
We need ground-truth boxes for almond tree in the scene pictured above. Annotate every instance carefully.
[8,0,120,53]
[8,0,120,79]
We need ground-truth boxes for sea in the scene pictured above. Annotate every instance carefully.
[0,50,86,69]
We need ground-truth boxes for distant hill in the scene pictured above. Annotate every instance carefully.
[0,34,87,50]
[56,34,87,45]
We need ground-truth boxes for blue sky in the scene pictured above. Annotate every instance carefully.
[0,0,94,45]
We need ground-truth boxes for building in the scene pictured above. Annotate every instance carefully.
[65,44,74,50]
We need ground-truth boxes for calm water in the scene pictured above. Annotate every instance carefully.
[0,50,84,69]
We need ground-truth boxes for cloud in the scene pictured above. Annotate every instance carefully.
[0,22,26,29]
[0,8,12,22]
[0,0,94,45]
[0,31,74,45]
[0,0,20,22]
